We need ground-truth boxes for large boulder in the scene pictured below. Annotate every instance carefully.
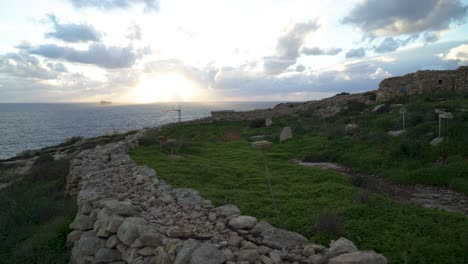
[262,228,308,249]
[117,217,147,246]
[328,237,358,258]
[328,251,387,264]
[189,242,225,264]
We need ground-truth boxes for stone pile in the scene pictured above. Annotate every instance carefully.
[66,129,387,264]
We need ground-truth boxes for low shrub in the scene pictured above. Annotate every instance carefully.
[249,119,265,128]
[390,140,426,159]
[138,133,159,146]
[347,101,368,112]
[356,190,372,205]
[314,209,343,239]
[350,175,368,188]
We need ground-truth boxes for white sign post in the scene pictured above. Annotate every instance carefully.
[399,108,407,130]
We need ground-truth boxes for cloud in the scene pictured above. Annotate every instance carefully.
[20,43,141,69]
[346,48,366,58]
[301,47,342,56]
[0,51,66,80]
[443,44,468,63]
[70,0,159,12]
[45,14,102,43]
[263,20,320,75]
[342,0,468,37]
[126,23,142,40]
[374,37,400,53]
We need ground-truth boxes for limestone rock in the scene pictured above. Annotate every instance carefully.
[106,214,125,233]
[387,130,405,137]
[345,124,359,136]
[260,255,274,264]
[430,137,444,146]
[238,249,259,263]
[67,230,83,245]
[106,235,120,248]
[76,235,106,256]
[155,247,173,264]
[103,199,139,216]
[138,246,156,256]
[280,127,293,142]
[173,188,203,206]
[117,217,147,246]
[266,118,273,127]
[302,244,317,257]
[229,215,257,230]
[94,209,111,237]
[328,251,387,264]
[167,226,192,238]
[371,104,386,112]
[139,226,164,247]
[174,239,200,264]
[189,242,225,264]
[214,204,240,217]
[228,234,244,247]
[69,214,93,231]
[250,220,273,235]
[95,248,121,263]
[268,251,281,264]
[262,228,308,249]
[328,237,357,258]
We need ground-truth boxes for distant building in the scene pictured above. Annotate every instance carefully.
[376,66,468,101]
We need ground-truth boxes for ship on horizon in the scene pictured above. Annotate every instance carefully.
[99,101,112,105]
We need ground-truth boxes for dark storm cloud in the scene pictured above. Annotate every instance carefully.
[342,0,468,37]
[301,47,342,56]
[20,43,140,69]
[70,0,159,12]
[345,48,366,58]
[45,14,102,43]
[263,20,320,75]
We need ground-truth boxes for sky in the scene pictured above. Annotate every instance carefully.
[0,0,467,103]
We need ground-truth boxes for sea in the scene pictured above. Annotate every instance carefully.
[0,102,279,160]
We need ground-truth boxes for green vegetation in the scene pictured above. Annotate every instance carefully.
[131,93,468,264]
[0,154,75,264]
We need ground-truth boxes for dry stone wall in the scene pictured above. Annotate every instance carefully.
[66,128,387,264]
[377,66,468,101]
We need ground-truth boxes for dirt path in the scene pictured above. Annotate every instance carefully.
[291,159,468,215]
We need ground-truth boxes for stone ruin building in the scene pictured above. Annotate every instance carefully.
[376,66,468,101]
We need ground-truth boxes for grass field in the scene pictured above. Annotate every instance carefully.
[0,154,75,264]
[131,94,468,263]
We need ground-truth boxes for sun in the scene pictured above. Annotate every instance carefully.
[133,73,197,103]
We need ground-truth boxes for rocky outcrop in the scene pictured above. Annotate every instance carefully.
[211,92,376,121]
[66,128,387,264]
